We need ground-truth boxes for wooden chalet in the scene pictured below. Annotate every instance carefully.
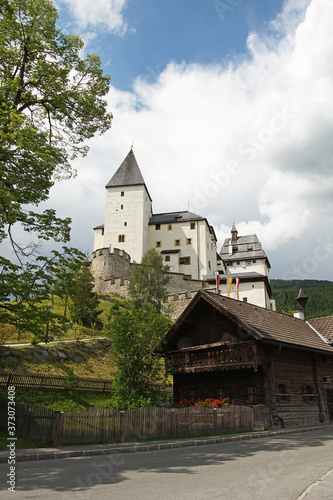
[163,290,333,427]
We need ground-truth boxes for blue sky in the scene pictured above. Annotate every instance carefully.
[35,0,333,282]
[58,1,286,90]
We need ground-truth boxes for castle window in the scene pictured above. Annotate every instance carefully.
[232,246,238,254]
[168,224,172,230]
[174,239,181,246]
[246,261,251,265]
[190,222,196,230]
[156,241,161,248]
[243,297,248,303]
[121,205,123,209]
[252,259,256,263]
[179,256,191,265]
[237,261,240,265]
[208,261,211,270]
[124,222,127,226]
[155,224,161,230]
[165,255,170,262]
[118,235,125,243]
[121,191,124,197]
[186,238,192,245]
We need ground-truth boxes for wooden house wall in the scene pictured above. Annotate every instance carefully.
[173,368,266,406]
[311,352,333,422]
[166,297,333,427]
[258,345,333,427]
[167,301,251,352]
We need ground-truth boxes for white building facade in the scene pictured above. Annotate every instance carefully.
[93,150,275,309]
[93,149,217,280]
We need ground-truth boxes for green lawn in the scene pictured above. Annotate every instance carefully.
[0,428,46,450]
[1,295,115,344]
[0,388,116,412]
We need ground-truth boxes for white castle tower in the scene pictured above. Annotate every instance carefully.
[93,149,152,263]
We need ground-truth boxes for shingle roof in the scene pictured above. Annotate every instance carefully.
[220,234,270,266]
[308,316,333,343]
[149,211,205,225]
[106,149,152,200]
[149,211,217,241]
[166,290,333,354]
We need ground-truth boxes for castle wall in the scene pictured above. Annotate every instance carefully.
[90,250,214,319]
[147,219,217,280]
[91,247,131,294]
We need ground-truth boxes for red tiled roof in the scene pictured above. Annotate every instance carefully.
[308,316,333,343]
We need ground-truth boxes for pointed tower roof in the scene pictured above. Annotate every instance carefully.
[106,149,151,200]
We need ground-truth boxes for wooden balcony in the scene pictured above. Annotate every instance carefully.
[167,341,257,373]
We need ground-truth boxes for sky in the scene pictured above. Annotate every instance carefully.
[30,0,333,280]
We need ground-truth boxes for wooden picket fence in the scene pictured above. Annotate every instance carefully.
[58,404,268,445]
[0,397,268,446]
[0,398,58,445]
[0,372,114,392]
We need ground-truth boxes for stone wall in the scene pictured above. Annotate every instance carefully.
[0,339,112,373]
[166,286,217,319]
[90,247,216,319]
[92,253,211,299]
[91,247,131,294]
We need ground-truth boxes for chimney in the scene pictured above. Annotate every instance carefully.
[293,310,305,321]
[231,222,238,242]
[295,289,309,321]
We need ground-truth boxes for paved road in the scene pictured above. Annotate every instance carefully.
[0,428,332,499]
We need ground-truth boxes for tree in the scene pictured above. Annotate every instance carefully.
[69,263,102,329]
[105,302,172,409]
[128,248,170,313]
[106,249,172,409]
[0,0,112,329]
[0,246,86,342]
[50,247,87,318]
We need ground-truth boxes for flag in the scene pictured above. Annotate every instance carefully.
[227,276,233,297]
[236,277,240,300]
[216,274,221,294]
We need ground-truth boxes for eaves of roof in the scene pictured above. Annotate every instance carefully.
[164,289,333,355]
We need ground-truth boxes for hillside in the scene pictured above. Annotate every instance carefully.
[271,279,333,319]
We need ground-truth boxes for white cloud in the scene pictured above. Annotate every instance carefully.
[58,0,128,33]
[44,0,333,280]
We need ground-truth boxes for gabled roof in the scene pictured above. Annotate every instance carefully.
[308,316,333,344]
[106,149,152,200]
[165,289,333,354]
[220,234,270,267]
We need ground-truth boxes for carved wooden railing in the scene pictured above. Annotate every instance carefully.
[168,341,257,373]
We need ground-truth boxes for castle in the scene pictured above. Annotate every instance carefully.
[91,149,275,310]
